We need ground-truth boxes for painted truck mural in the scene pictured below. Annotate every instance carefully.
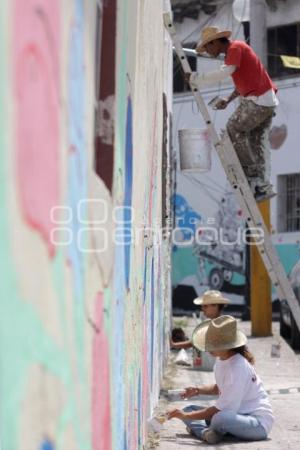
[172,191,247,307]
[172,76,300,309]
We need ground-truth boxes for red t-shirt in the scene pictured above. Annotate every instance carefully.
[225,40,277,97]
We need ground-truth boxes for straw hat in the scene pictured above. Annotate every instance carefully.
[193,290,230,306]
[192,315,247,352]
[196,26,231,53]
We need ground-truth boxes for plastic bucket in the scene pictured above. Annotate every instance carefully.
[178,128,211,172]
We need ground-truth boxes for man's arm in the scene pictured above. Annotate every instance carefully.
[215,89,239,109]
[226,89,240,103]
[167,405,219,421]
[167,384,219,421]
[181,383,219,399]
[197,383,219,395]
[186,64,236,87]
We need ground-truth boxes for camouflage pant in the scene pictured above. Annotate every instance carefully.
[227,99,275,188]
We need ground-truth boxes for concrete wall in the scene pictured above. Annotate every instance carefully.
[266,0,300,27]
[0,1,172,449]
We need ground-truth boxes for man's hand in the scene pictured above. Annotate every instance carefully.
[180,386,199,399]
[184,72,191,83]
[215,98,229,110]
[167,408,186,420]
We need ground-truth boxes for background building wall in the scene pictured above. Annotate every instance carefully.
[0,1,172,449]
[172,78,300,306]
[171,0,300,307]
[266,0,300,27]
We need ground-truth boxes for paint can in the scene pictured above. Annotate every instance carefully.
[178,129,212,172]
[147,414,167,433]
[167,389,185,401]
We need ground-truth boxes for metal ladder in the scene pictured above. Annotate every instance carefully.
[163,11,300,331]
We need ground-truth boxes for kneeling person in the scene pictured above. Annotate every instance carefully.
[167,315,274,445]
[171,290,230,371]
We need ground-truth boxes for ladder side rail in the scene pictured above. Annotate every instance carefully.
[221,135,300,328]
[221,137,300,329]
[249,224,300,327]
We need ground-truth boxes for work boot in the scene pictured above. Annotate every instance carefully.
[202,428,223,444]
[254,185,276,203]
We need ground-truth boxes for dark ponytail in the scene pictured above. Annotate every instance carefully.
[231,345,255,365]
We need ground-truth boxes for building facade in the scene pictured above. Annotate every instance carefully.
[0,1,173,449]
[171,0,300,308]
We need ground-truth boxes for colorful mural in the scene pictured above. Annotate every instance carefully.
[14,0,60,257]
[172,191,246,304]
[0,1,172,450]
[172,193,300,306]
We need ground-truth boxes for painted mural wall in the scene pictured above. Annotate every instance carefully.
[0,1,173,450]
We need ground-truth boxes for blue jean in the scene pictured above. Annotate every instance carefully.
[183,405,268,441]
[183,405,210,438]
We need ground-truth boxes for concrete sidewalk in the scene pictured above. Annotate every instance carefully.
[147,320,300,449]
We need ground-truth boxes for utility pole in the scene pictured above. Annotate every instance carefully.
[249,0,272,336]
[250,0,267,67]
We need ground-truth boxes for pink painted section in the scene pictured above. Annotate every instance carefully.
[92,293,112,450]
[13,0,60,257]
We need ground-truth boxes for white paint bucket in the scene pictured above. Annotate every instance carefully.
[178,128,212,172]
[147,415,166,433]
[167,389,185,401]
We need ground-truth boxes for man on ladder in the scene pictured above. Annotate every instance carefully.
[185,26,278,203]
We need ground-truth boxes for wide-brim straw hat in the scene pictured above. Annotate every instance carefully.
[193,290,230,306]
[196,26,231,53]
[192,315,247,352]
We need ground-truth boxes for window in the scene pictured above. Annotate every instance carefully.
[277,174,300,232]
[94,0,116,192]
[268,23,300,78]
[173,43,197,93]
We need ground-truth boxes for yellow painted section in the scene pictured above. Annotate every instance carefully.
[251,200,272,336]
[280,55,300,69]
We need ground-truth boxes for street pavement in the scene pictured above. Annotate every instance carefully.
[147,320,300,449]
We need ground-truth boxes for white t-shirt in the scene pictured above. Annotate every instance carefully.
[245,88,279,107]
[214,353,274,434]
